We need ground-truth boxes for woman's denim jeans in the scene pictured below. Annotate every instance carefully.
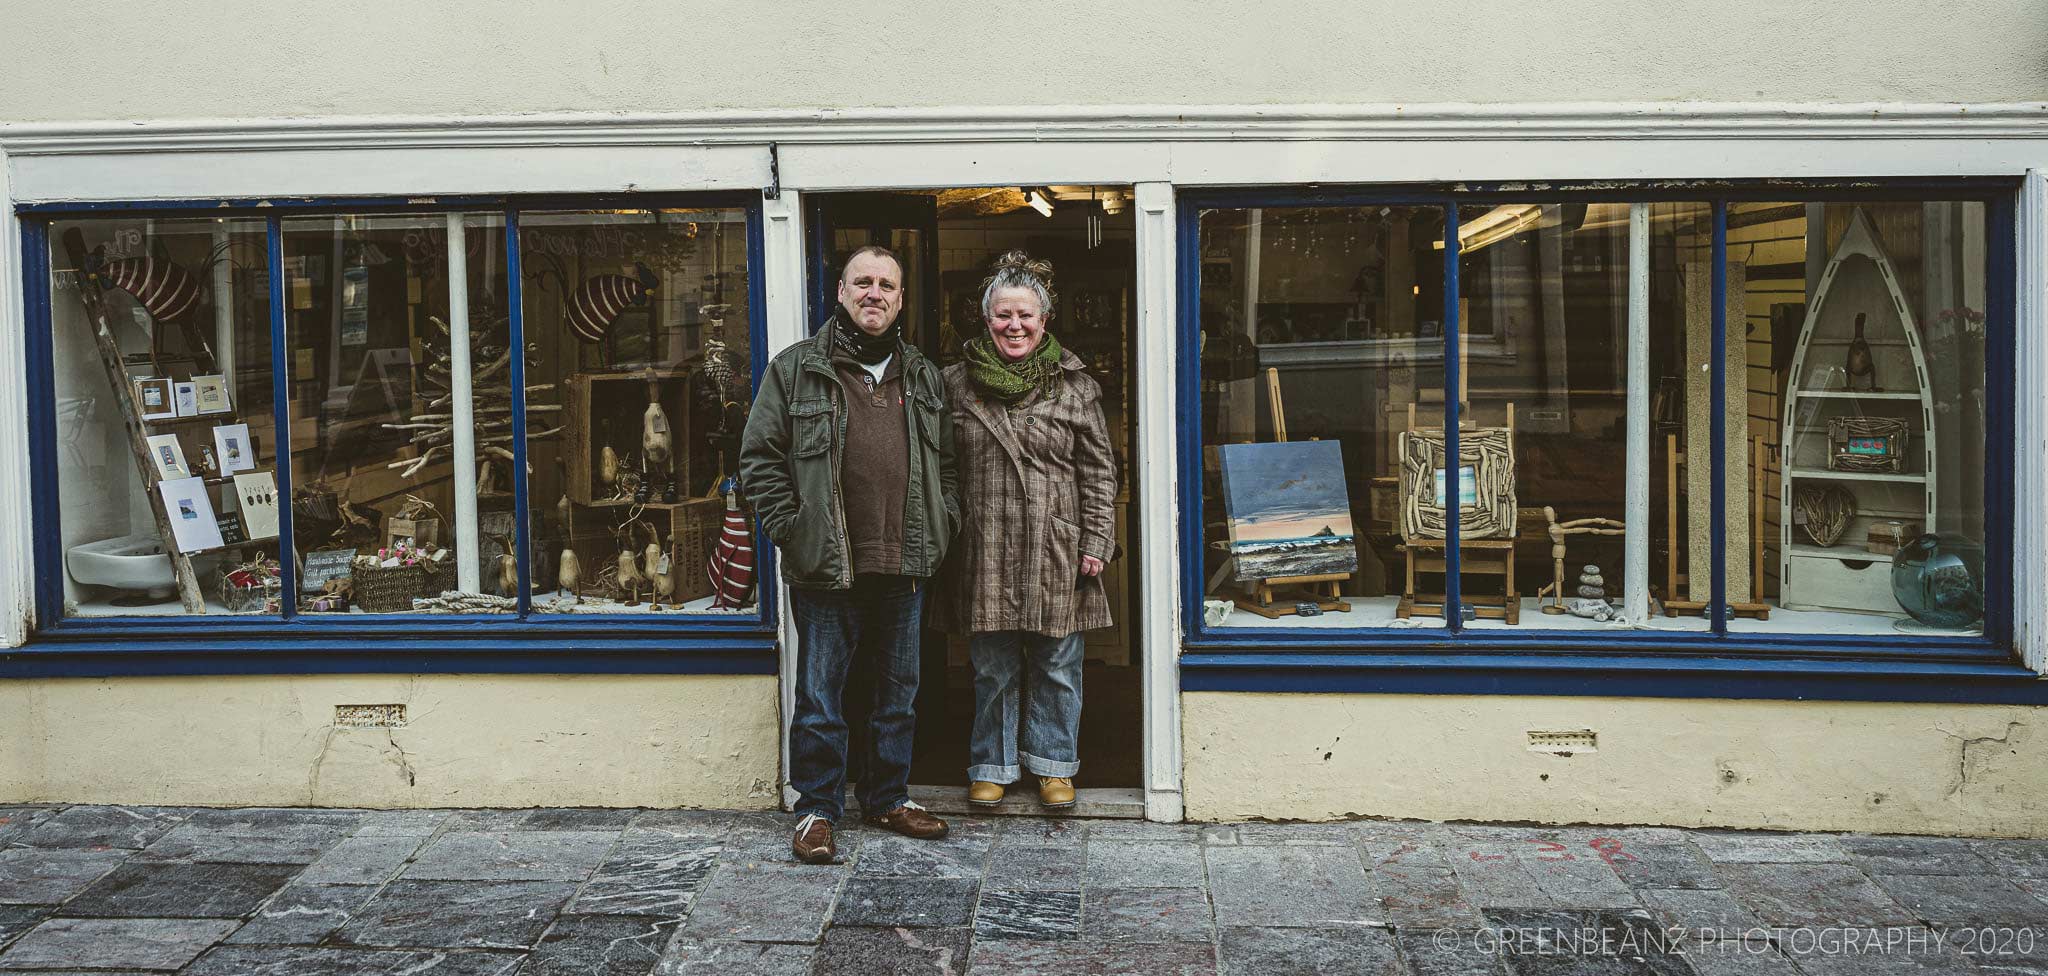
[968,630,1084,783]
[788,574,923,822]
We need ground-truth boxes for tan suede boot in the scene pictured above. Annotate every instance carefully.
[1038,776,1076,808]
[968,781,1005,805]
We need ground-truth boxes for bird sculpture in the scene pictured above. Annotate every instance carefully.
[1845,312,1879,391]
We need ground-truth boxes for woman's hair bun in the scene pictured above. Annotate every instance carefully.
[991,249,1054,283]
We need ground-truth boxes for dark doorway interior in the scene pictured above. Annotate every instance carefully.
[809,187,1143,791]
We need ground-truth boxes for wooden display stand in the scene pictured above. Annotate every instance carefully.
[561,368,690,505]
[1663,432,1771,619]
[1230,368,1353,619]
[1396,537,1519,624]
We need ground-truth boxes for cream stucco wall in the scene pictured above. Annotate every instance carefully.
[1184,693,2047,838]
[1,1,2044,123]
[0,674,782,809]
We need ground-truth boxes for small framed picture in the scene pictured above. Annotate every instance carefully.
[134,377,177,421]
[145,433,190,481]
[173,381,200,417]
[192,374,233,414]
[213,423,256,474]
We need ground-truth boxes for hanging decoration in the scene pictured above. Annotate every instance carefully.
[98,255,204,322]
[565,266,659,345]
[708,476,756,608]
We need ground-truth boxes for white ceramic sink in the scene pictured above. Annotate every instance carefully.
[67,534,217,603]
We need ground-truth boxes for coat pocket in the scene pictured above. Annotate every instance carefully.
[789,397,833,458]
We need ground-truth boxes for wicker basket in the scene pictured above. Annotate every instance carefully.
[352,563,427,614]
[421,558,458,599]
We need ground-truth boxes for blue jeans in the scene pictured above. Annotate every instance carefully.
[789,575,924,822]
[968,630,1084,784]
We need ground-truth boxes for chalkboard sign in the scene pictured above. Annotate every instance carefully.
[301,548,357,594]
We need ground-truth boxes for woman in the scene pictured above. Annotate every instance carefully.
[943,250,1117,809]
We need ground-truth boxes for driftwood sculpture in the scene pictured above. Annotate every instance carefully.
[381,315,563,486]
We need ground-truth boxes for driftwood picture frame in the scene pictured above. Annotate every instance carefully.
[1827,416,1908,474]
[1399,426,1516,540]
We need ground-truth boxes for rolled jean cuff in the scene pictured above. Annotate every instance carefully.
[1021,752,1080,778]
[968,763,1021,785]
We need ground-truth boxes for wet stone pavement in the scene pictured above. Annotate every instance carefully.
[0,805,2045,974]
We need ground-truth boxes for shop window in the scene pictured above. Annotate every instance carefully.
[34,201,765,627]
[1189,189,2005,645]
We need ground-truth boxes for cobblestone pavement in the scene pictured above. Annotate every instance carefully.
[1,805,2045,974]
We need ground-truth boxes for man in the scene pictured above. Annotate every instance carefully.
[739,245,960,864]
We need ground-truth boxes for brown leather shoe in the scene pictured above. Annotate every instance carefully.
[792,814,836,864]
[863,802,949,839]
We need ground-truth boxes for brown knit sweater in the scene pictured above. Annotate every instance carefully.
[834,356,910,576]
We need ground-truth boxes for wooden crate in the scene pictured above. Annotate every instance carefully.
[671,496,725,604]
[562,369,691,506]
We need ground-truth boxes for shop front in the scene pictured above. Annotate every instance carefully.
[2,106,2046,835]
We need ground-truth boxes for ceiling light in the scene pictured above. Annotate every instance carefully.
[1023,189,1055,218]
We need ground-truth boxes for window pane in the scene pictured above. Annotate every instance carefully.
[282,213,509,614]
[1728,201,1988,636]
[1647,203,1718,632]
[1455,203,1640,630]
[1196,205,1447,630]
[49,217,282,617]
[518,209,756,614]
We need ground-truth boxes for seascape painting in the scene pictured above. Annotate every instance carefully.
[1218,440,1358,582]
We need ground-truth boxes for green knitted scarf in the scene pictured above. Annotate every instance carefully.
[964,332,1064,404]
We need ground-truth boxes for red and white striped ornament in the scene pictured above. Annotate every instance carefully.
[101,256,203,322]
[708,484,756,609]
[564,267,658,344]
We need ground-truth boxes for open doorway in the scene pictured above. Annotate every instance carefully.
[806,186,1144,804]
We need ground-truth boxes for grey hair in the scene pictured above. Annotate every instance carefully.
[979,250,1055,321]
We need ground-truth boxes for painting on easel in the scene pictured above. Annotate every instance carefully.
[1218,440,1358,583]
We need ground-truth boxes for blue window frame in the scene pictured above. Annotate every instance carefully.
[10,193,778,677]
[1176,180,2046,702]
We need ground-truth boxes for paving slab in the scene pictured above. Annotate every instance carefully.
[628,810,739,836]
[1206,844,1378,928]
[0,917,236,971]
[1229,821,1359,846]
[297,834,429,884]
[996,816,1087,846]
[333,879,577,949]
[1446,842,1565,910]
[1977,840,2048,879]
[404,831,617,881]
[352,809,454,836]
[1370,863,1484,928]
[852,831,991,880]
[1670,941,1803,976]
[137,820,355,864]
[1689,831,1847,864]
[184,808,367,830]
[653,939,815,976]
[830,876,978,928]
[679,861,844,942]
[1216,926,1404,976]
[64,862,299,918]
[1635,887,1766,937]
[0,849,130,904]
[1718,862,1915,927]
[1515,846,1641,909]
[985,844,1083,891]
[1395,928,1511,976]
[812,925,971,976]
[974,888,1081,940]
[569,828,722,917]
[1083,887,1214,943]
[1084,840,1206,888]
[1873,872,2048,926]
[1084,820,1201,843]
[0,908,46,951]
[1607,844,1719,890]
[522,915,677,976]
[223,882,379,945]
[1773,926,1979,975]
[0,810,56,848]
[1480,908,1691,975]
[184,946,525,976]
[1841,835,1996,876]
[11,806,189,851]
[966,938,1217,975]
[514,809,642,831]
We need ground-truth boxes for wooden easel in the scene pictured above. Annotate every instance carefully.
[1231,369,1352,619]
[1394,402,1521,624]
[1662,432,1771,619]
